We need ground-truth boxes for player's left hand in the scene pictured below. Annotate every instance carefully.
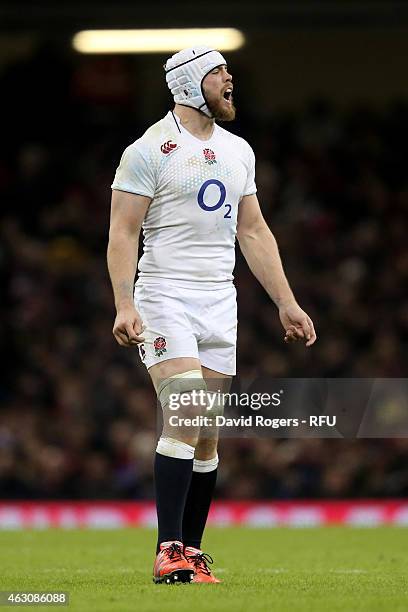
[279,301,317,347]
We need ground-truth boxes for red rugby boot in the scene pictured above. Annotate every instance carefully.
[184,546,221,583]
[153,541,194,584]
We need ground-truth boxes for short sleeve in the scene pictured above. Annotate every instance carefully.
[111,142,156,198]
[242,143,257,197]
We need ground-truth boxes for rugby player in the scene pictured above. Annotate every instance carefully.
[107,46,317,584]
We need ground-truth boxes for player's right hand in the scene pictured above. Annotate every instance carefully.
[113,305,145,347]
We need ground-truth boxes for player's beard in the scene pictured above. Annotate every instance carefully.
[205,94,236,122]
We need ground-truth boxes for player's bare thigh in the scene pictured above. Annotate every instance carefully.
[148,358,232,393]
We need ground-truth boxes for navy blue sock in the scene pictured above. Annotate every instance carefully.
[154,452,193,554]
[182,468,218,550]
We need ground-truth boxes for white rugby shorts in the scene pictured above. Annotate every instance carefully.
[133,282,237,375]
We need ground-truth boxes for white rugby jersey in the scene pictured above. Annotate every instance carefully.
[111,111,257,288]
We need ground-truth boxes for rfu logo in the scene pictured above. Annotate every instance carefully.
[160,140,178,155]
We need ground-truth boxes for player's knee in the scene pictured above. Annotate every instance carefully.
[158,369,207,446]
[195,438,219,461]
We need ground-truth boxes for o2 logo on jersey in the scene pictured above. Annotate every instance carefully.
[197,179,232,219]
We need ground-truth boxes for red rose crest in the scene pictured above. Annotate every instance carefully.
[153,336,167,357]
[203,148,217,165]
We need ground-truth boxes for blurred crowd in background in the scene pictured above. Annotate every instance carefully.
[1,45,408,500]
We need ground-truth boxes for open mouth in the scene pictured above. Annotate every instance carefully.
[223,88,233,104]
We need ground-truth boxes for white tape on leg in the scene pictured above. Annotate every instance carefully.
[156,437,195,460]
[193,454,219,473]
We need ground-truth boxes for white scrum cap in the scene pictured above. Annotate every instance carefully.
[164,46,227,118]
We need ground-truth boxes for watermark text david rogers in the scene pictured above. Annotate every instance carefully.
[168,415,337,428]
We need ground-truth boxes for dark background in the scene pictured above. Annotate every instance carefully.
[1,1,408,501]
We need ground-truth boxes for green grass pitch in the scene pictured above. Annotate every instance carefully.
[1,527,408,611]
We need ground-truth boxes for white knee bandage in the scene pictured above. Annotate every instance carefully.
[157,369,207,409]
[193,454,219,473]
[156,437,195,460]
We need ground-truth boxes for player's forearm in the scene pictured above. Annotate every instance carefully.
[238,226,296,308]
[107,231,139,310]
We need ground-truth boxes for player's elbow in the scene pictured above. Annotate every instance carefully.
[237,220,269,244]
[237,228,256,245]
